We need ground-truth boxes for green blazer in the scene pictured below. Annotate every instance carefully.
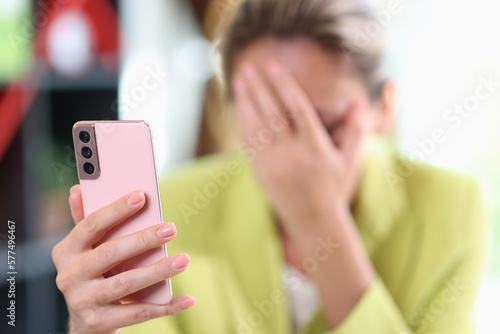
[122,141,484,334]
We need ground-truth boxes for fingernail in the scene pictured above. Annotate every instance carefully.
[356,98,369,110]
[180,297,196,310]
[172,253,190,270]
[156,223,176,239]
[268,61,281,76]
[70,185,78,196]
[244,64,257,79]
[127,191,144,206]
[232,77,245,94]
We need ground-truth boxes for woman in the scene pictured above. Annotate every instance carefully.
[52,0,485,333]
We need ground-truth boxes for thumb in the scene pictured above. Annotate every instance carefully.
[69,185,85,224]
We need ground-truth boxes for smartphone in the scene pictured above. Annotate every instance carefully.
[72,120,172,305]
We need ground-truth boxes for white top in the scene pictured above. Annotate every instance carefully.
[283,265,320,333]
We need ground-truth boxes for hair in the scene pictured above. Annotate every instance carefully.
[197,0,387,155]
[221,0,387,99]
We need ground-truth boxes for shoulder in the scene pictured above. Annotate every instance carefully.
[401,157,485,246]
[404,158,482,214]
[408,158,473,189]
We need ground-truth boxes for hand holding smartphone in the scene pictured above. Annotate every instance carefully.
[72,120,172,304]
[51,120,194,333]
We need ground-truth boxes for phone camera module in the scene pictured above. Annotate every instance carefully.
[79,131,91,143]
[81,146,93,159]
[83,162,95,175]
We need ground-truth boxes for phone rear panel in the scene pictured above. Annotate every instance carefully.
[72,121,172,304]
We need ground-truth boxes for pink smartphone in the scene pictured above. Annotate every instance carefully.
[72,120,172,305]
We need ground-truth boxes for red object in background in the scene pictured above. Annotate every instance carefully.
[0,0,120,162]
[0,84,36,162]
[36,0,119,71]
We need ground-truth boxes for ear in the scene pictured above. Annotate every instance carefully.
[374,80,396,135]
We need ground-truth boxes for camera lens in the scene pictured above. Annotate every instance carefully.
[79,131,90,143]
[83,162,95,175]
[81,146,92,159]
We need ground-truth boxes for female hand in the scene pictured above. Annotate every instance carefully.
[52,185,196,334]
[232,61,369,238]
[232,60,375,329]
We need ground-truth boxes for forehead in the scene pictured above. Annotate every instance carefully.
[232,36,366,110]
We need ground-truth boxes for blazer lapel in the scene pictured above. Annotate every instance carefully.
[352,138,411,258]
[221,156,292,334]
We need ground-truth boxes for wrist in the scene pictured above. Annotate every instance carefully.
[287,207,350,256]
[292,201,350,234]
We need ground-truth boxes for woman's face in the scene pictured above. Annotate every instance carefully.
[231,36,394,145]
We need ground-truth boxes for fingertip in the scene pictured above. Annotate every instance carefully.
[243,63,257,80]
[171,253,191,270]
[69,185,81,202]
[267,60,282,76]
[179,296,197,310]
[353,99,369,115]
[69,185,82,206]
[348,100,369,128]
[69,184,80,195]
[156,222,177,240]
[232,77,245,95]
[69,185,85,223]
[127,190,145,207]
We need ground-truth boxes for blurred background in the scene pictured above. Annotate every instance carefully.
[0,0,499,333]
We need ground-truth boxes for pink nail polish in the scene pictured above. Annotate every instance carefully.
[156,223,176,239]
[232,78,245,94]
[127,191,144,206]
[172,253,190,269]
[268,62,281,76]
[180,297,196,310]
[244,65,257,79]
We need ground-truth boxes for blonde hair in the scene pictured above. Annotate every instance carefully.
[222,0,386,98]
[197,0,387,155]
